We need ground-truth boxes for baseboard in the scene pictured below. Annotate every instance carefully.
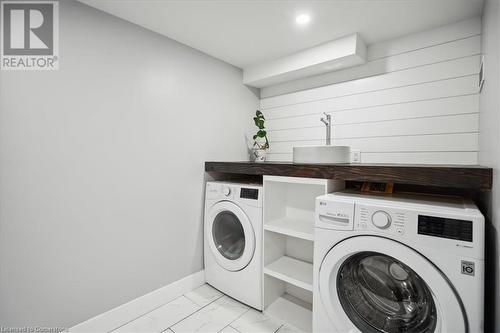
[70,270,205,332]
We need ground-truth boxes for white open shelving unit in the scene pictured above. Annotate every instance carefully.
[264,255,313,291]
[264,217,314,241]
[262,176,344,332]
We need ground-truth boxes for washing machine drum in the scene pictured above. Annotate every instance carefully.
[207,201,256,272]
[338,252,436,332]
[319,236,466,333]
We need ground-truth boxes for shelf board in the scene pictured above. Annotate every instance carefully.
[264,256,313,292]
[266,294,312,333]
[205,161,493,190]
[264,217,314,241]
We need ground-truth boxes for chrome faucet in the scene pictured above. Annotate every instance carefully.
[320,113,331,146]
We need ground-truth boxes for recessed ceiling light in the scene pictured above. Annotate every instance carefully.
[295,14,311,25]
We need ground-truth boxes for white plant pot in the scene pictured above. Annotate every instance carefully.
[253,149,267,162]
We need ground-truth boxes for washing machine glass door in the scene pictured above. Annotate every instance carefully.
[207,201,255,272]
[319,236,466,333]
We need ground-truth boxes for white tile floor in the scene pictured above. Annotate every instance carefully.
[110,284,300,333]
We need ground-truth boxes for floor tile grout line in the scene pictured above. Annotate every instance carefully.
[159,305,203,333]
[217,323,242,333]
[217,300,251,332]
[265,310,305,333]
[169,296,247,333]
[108,285,287,333]
[274,324,285,333]
[184,290,224,307]
[173,292,250,333]
[227,307,287,333]
[111,285,223,333]
[167,292,226,330]
[226,307,251,329]
[217,324,230,333]
[107,295,196,333]
[228,325,243,333]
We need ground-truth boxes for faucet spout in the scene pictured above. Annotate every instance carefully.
[320,113,331,146]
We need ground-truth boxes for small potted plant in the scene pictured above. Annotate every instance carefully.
[252,110,269,162]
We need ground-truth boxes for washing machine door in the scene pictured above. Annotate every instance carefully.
[207,201,256,272]
[318,236,466,333]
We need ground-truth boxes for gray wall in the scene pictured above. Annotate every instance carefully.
[0,0,258,327]
[479,0,500,331]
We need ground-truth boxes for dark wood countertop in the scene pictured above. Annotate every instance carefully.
[205,161,493,190]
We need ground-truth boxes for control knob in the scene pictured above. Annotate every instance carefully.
[372,211,391,229]
[222,186,231,196]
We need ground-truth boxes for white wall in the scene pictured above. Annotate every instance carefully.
[0,0,258,328]
[479,0,500,331]
[260,18,482,165]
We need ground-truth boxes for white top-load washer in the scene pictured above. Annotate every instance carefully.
[204,181,263,310]
[314,191,484,333]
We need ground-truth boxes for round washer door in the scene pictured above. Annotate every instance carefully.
[319,236,466,333]
[207,201,255,272]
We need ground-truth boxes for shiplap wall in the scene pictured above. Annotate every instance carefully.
[260,18,481,165]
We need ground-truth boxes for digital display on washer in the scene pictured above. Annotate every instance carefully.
[240,188,259,200]
[418,215,473,242]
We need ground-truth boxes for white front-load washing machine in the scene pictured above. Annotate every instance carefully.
[204,181,263,310]
[314,191,485,333]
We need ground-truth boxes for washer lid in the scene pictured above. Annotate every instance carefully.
[319,236,466,333]
[207,201,255,272]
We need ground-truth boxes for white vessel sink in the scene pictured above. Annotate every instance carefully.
[293,145,350,164]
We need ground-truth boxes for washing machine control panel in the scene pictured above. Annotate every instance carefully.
[356,204,407,236]
[316,193,484,260]
[206,182,263,207]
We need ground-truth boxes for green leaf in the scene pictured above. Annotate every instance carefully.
[253,117,260,127]
[253,110,266,133]
[253,134,258,140]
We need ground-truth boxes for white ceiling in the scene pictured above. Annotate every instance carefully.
[79,0,483,69]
